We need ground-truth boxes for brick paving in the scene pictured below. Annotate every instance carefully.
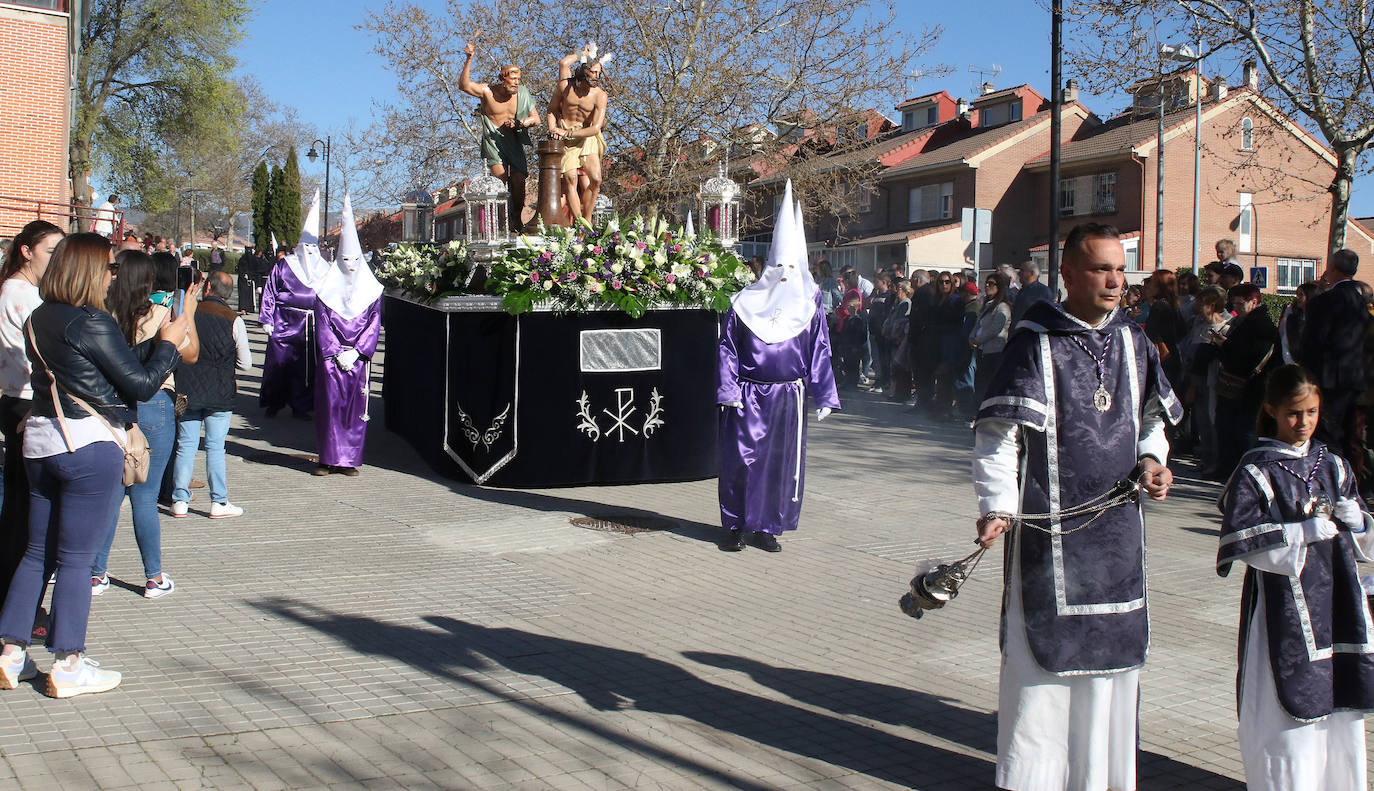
[0,315,1367,789]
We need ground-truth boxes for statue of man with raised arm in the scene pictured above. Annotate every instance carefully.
[459,35,541,231]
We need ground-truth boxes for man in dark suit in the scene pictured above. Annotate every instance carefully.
[1301,248,1369,460]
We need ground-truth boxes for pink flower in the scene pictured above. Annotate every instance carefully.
[665,273,676,283]
[611,280,623,289]
[530,271,540,282]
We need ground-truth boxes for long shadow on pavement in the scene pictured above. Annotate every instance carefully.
[250,596,993,788]
[682,651,1243,789]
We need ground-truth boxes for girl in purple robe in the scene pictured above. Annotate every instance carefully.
[1217,363,1374,790]
[717,183,839,553]
[311,194,382,476]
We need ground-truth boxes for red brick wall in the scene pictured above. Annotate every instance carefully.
[1142,98,1332,291]
[0,6,70,236]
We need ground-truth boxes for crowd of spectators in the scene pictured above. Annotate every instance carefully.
[813,238,1374,500]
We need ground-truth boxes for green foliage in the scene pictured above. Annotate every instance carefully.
[267,165,286,248]
[280,148,303,247]
[251,161,270,251]
[1261,293,1293,325]
[75,0,251,208]
[189,249,241,273]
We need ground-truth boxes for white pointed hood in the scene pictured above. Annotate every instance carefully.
[729,180,817,344]
[685,211,695,237]
[315,192,382,320]
[285,190,332,289]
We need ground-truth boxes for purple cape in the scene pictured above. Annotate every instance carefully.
[976,301,1183,674]
[314,298,381,468]
[1218,440,1374,720]
[259,262,317,414]
[717,292,839,535]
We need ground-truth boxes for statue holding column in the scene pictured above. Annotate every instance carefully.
[547,43,609,223]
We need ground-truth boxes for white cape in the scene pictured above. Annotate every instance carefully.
[286,189,333,290]
[729,180,817,344]
[315,192,382,321]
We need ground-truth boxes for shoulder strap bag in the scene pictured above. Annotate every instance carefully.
[25,319,149,485]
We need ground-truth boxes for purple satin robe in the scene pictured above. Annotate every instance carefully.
[259,263,317,414]
[717,293,840,535]
[314,299,381,468]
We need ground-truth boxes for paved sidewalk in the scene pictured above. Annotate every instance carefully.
[0,318,1366,790]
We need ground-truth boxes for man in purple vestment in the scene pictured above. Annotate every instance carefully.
[717,182,839,552]
[260,191,332,419]
[311,193,382,477]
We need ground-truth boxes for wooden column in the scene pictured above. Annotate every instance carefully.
[537,140,567,228]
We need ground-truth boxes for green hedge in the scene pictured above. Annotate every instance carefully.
[1260,292,1292,324]
[188,249,242,274]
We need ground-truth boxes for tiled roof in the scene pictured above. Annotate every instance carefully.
[970,85,1038,107]
[840,222,960,247]
[881,111,1050,177]
[1025,104,1210,166]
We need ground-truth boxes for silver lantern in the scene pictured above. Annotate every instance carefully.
[401,189,435,243]
[592,193,614,226]
[463,174,510,262]
[698,163,741,250]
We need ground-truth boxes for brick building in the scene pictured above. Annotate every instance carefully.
[748,69,1360,294]
[0,1,83,236]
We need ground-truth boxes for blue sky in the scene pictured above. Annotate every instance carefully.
[239,1,1371,217]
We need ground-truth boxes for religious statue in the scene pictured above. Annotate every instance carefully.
[547,43,610,223]
[460,34,541,232]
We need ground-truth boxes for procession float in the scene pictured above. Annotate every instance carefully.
[376,150,747,487]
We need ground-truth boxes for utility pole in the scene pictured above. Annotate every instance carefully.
[1048,1,1063,294]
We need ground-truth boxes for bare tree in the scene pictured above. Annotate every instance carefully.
[361,0,940,220]
[1066,0,1374,256]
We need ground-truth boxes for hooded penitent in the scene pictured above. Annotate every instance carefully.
[259,191,327,416]
[312,192,383,470]
[715,179,839,536]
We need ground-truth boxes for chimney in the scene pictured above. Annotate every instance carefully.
[1211,75,1227,101]
[1243,58,1258,90]
[981,81,996,95]
[1062,79,1079,104]
[956,97,969,118]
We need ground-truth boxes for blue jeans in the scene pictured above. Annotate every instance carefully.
[173,409,231,503]
[0,442,124,653]
[93,390,174,580]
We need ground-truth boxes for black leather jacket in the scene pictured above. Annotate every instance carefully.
[27,302,180,426]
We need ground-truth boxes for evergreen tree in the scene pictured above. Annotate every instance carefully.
[267,164,286,248]
[251,160,270,251]
[281,148,303,247]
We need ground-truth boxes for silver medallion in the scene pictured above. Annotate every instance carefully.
[1304,493,1333,519]
[1093,384,1112,412]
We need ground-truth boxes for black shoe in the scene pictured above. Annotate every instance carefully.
[750,532,781,552]
[293,411,312,421]
[265,407,280,418]
[720,529,745,552]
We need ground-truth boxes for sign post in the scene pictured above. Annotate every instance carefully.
[961,208,993,274]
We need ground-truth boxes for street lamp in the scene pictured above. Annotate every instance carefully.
[306,136,331,244]
[1161,39,1202,276]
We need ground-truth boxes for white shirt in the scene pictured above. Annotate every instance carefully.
[0,278,40,399]
[93,201,116,236]
[23,414,124,459]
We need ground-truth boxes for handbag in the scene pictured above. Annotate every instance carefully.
[26,321,150,485]
[171,390,189,418]
[1216,343,1273,401]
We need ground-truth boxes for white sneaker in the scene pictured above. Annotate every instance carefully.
[91,574,109,596]
[0,648,37,689]
[144,574,174,599]
[45,656,121,698]
[169,501,188,517]
[209,502,243,519]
